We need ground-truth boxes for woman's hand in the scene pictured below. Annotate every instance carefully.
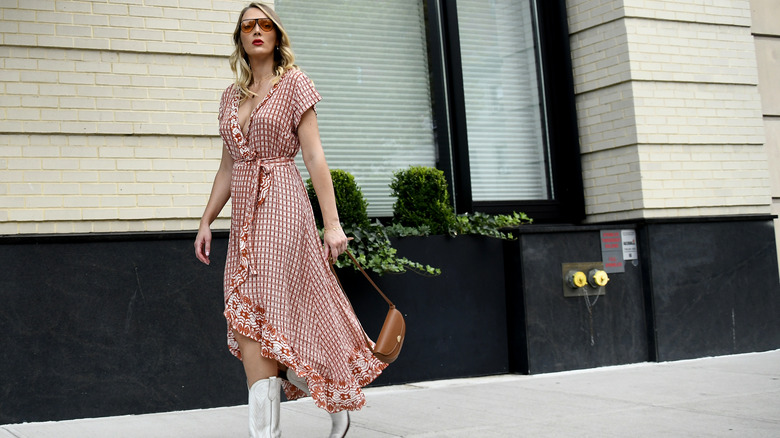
[194,221,213,265]
[323,226,348,262]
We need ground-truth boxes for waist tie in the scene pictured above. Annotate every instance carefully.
[227,156,295,297]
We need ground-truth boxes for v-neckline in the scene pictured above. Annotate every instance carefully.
[235,73,285,140]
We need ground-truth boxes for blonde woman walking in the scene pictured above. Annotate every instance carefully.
[194,3,387,437]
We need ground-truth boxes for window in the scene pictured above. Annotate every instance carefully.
[456,0,551,202]
[277,0,436,217]
[280,0,584,222]
[430,0,584,221]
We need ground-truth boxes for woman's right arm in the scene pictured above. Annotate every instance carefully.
[194,144,234,265]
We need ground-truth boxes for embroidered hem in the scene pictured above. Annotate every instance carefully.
[224,291,388,413]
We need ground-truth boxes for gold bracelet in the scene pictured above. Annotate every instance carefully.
[324,225,342,233]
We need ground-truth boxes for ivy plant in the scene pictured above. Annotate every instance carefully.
[449,211,532,239]
[308,167,532,276]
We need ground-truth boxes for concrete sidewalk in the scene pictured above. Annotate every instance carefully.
[3,350,779,437]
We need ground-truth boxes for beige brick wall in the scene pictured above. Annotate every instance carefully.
[3,1,776,233]
[568,0,772,222]
[0,0,248,234]
[749,0,780,271]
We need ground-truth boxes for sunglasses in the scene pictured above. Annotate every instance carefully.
[240,18,275,33]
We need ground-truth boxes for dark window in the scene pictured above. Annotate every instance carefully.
[427,0,584,223]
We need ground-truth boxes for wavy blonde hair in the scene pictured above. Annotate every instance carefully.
[229,2,298,102]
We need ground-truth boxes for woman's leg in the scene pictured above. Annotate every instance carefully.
[285,368,350,438]
[233,329,278,386]
[233,329,282,438]
[233,329,349,437]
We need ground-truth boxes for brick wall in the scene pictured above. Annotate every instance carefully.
[0,0,249,234]
[749,0,780,270]
[3,1,775,232]
[568,0,772,222]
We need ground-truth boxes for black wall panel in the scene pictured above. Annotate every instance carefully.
[504,226,649,374]
[3,218,779,423]
[641,219,780,361]
[0,234,246,424]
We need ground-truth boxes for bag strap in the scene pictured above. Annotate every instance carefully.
[338,250,395,308]
[329,250,394,353]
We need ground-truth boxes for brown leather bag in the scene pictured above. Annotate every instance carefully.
[331,250,406,364]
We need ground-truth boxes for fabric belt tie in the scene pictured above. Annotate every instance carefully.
[228,156,295,297]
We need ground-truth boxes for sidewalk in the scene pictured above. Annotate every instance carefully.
[3,350,779,437]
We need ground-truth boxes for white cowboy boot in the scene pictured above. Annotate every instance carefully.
[248,376,282,438]
[286,369,350,438]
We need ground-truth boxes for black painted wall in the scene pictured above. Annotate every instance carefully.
[504,226,649,374]
[0,233,246,424]
[0,233,509,424]
[640,218,780,361]
[3,217,779,424]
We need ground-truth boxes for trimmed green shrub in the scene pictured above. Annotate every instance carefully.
[390,166,455,235]
[306,169,369,229]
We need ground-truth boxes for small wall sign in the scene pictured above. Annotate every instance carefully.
[600,229,625,273]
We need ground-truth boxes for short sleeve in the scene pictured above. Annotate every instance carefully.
[218,84,234,122]
[291,70,322,128]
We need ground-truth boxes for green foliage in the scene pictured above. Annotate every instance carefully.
[383,223,432,238]
[308,169,437,276]
[450,211,533,240]
[307,167,532,276]
[332,221,440,276]
[389,166,455,235]
[306,169,369,228]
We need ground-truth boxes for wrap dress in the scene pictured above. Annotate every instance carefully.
[217,69,387,413]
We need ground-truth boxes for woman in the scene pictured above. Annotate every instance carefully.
[194,3,387,437]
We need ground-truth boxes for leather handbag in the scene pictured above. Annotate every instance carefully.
[331,250,406,364]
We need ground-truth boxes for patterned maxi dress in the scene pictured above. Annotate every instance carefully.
[217,69,387,413]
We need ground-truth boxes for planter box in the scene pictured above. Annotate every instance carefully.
[338,234,509,385]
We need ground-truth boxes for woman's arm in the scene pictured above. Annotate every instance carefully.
[299,107,348,260]
[194,144,234,265]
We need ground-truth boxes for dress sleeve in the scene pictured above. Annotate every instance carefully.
[218,84,234,122]
[291,70,322,128]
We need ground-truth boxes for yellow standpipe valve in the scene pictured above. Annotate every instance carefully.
[566,270,588,288]
[588,269,610,287]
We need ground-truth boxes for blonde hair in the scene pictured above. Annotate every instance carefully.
[229,2,298,102]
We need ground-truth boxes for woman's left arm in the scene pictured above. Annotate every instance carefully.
[299,107,349,260]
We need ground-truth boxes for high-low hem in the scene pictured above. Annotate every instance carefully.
[224,290,387,413]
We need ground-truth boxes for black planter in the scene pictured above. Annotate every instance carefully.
[337,234,509,385]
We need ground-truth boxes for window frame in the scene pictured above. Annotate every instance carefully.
[425,0,585,223]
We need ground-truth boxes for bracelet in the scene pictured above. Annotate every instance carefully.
[324,225,342,233]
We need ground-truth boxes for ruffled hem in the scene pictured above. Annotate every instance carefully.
[224,291,388,413]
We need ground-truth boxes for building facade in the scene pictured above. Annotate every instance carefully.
[1,0,779,424]
[2,0,778,252]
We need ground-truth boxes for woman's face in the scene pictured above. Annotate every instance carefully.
[239,7,278,62]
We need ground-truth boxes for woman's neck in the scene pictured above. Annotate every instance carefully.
[249,56,275,85]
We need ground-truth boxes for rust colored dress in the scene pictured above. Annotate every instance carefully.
[217,69,387,413]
